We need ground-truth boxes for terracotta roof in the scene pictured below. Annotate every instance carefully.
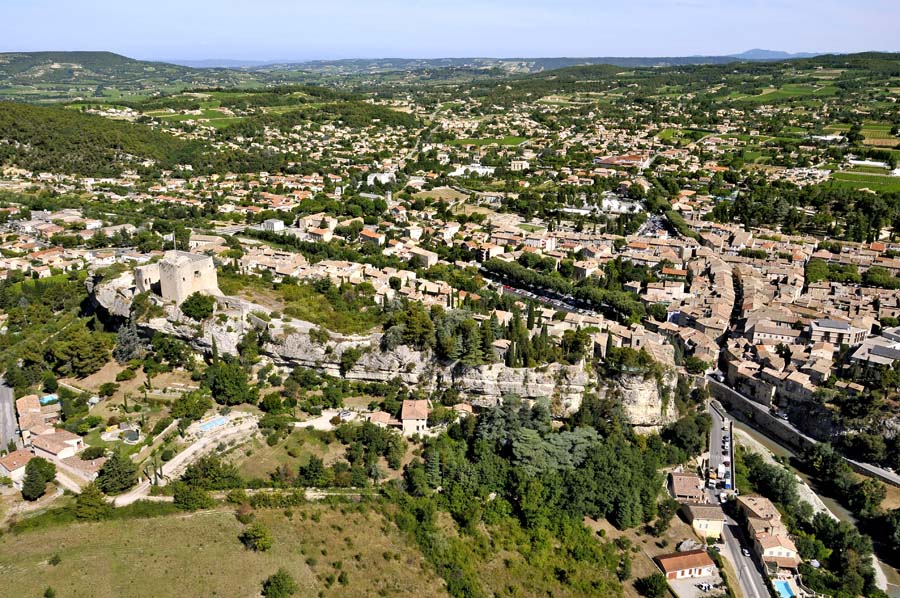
[764,555,801,569]
[656,549,715,574]
[671,473,704,497]
[31,429,81,455]
[0,449,34,473]
[684,504,725,522]
[756,533,797,553]
[401,400,429,421]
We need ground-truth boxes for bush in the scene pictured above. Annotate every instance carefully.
[180,292,216,321]
[116,368,137,382]
[173,482,214,511]
[635,573,668,598]
[239,522,273,551]
[81,446,106,460]
[262,568,298,598]
[235,503,255,524]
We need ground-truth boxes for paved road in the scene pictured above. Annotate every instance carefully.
[0,381,19,451]
[718,515,771,598]
[114,415,258,506]
[706,403,769,598]
[707,377,900,487]
[708,403,734,491]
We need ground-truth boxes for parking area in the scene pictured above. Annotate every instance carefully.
[668,573,728,598]
[708,403,734,498]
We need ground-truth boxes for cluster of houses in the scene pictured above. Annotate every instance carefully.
[1,394,104,489]
[654,468,805,595]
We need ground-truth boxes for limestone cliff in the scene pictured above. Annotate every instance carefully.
[86,272,136,319]
[90,274,673,421]
[598,370,679,433]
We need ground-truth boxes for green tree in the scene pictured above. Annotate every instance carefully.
[97,451,137,494]
[171,390,213,421]
[181,456,243,490]
[173,482,214,511]
[635,572,668,598]
[180,292,216,321]
[262,568,299,598]
[208,361,257,406]
[22,457,56,501]
[73,482,112,520]
[239,522,273,551]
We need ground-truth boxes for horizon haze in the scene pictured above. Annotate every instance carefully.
[2,0,898,61]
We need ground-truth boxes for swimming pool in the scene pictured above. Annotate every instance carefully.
[774,580,795,598]
[199,416,228,432]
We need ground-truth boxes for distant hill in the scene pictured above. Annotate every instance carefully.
[729,49,821,60]
[165,58,275,68]
[0,51,263,102]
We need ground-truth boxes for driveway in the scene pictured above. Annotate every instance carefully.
[668,573,724,598]
[293,409,359,431]
[114,413,258,506]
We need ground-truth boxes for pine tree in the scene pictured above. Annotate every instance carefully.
[97,451,137,494]
[506,341,517,367]
[74,482,112,520]
[425,448,441,488]
[480,319,495,362]
[527,302,535,330]
[113,320,147,363]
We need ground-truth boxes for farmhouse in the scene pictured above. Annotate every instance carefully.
[656,549,716,580]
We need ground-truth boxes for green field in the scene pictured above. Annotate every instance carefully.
[830,172,900,193]
[733,84,838,103]
[0,506,445,598]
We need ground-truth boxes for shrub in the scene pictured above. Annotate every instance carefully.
[181,292,216,321]
[635,573,668,598]
[239,522,273,552]
[116,368,137,382]
[262,568,298,598]
[81,446,106,460]
[173,482,214,511]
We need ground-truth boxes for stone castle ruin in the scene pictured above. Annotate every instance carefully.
[135,250,219,305]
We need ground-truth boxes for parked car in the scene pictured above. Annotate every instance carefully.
[741,547,751,557]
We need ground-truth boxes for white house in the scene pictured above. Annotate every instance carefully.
[0,449,35,488]
[400,400,429,436]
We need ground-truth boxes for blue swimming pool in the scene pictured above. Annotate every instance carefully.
[774,580,795,598]
[199,416,228,432]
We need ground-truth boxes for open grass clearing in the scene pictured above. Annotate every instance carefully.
[228,427,346,481]
[0,505,444,598]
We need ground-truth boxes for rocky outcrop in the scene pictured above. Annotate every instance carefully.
[599,370,678,433]
[90,273,671,421]
[87,272,136,319]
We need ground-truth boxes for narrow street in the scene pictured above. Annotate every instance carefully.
[707,403,771,598]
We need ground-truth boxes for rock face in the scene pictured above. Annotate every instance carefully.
[87,272,136,319]
[90,274,674,421]
[600,370,679,433]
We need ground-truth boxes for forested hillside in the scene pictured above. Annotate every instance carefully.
[0,101,286,176]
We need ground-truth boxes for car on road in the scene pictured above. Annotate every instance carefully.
[741,547,751,557]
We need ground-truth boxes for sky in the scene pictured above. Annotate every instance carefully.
[1,0,898,61]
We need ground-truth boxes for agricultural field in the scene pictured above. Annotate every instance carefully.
[730,83,838,103]
[830,172,900,193]
[861,122,900,147]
